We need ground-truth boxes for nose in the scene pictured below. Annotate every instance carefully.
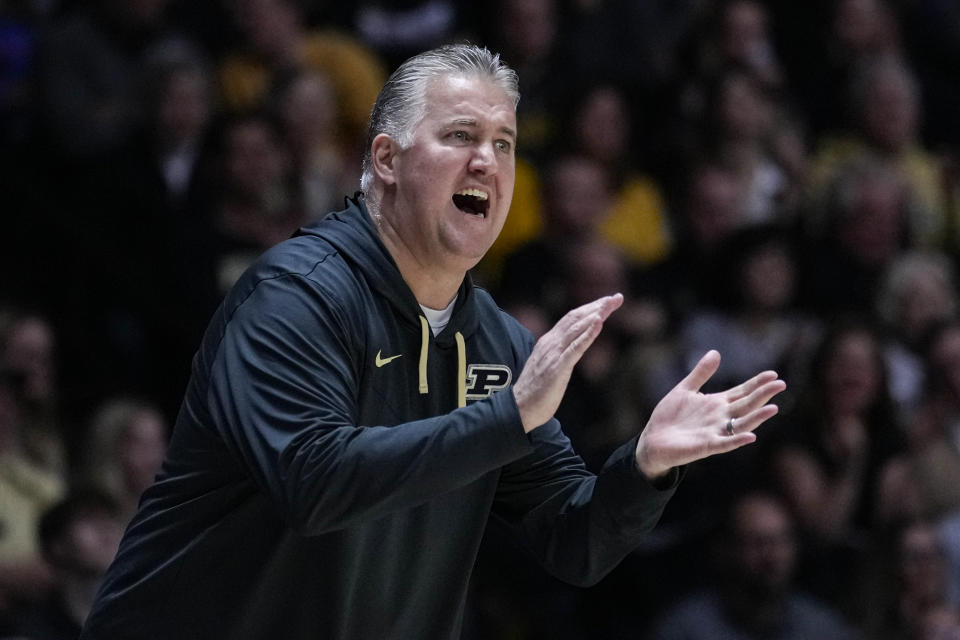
[468,143,497,175]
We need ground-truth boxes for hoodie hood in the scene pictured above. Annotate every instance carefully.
[294,193,481,346]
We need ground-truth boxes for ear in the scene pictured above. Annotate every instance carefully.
[371,133,399,186]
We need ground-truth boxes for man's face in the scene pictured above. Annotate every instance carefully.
[388,75,516,274]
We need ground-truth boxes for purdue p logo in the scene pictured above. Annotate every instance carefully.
[465,364,512,400]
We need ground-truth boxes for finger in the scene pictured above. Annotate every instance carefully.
[679,350,721,392]
[545,294,623,353]
[725,403,780,437]
[724,370,780,402]
[728,379,787,418]
[565,295,623,356]
[565,311,605,360]
[554,294,624,333]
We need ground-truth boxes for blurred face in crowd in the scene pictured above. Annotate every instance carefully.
[119,409,168,495]
[379,75,517,274]
[729,495,796,593]
[3,315,55,403]
[717,72,772,142]
[720,0,774,74]
[158,69,211,148]
[838,175,905,267]
[564,240,627,307]
[224,118,289,203]
[833,0,887,54]
[898,522,949,608]
[544,156,612,236]
[687,166,742,250]
[501,0,556,64]
[232,0,299,60]
[574,86,630,166]
[861,67,918,152]
[896,263,956,343]
[929,325,960,402]
[825,329,882,417]
[742,242,795,312]
[280,72,339,152]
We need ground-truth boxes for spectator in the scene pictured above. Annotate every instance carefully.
[0,360,63,618]
[496,153,615,325]
[471,0,564,286]
[0,311,63,475]
[219,0,386,149]
[273,69,359,220]
[647,491,859,640]
[346,0,472,70]
[875,251,959,419]
[780,0,903,139]
[642,162,745,323]
[861,519,960,639]
[68,37,221,421]
[877,320,960,527]
[79,398,168,525]
[2,489,124,640]
[806,57,951,248]
[800,158,913,316]
[35,0,173,160]
[207,110,305,296]
[568,83,673,268]
[702,69,807,226]
[769,321,905,608]
[555,237,663,472]
[677,224,819,395]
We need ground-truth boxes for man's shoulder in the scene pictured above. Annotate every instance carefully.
[243,232,362,291]
[221,233,364,319]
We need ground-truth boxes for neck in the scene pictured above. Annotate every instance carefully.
[369,200,465,309]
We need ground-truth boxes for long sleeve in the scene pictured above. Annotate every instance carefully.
[204,272,534,535]
[492,420,679,587]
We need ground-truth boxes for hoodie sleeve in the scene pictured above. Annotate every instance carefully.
[492,417,681,587]
[489,319,681,587]
[204,272,534,535]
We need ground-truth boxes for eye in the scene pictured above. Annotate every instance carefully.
[495,139,512,154]
[449,130,471,142]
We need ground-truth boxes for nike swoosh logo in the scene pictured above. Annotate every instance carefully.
[375,350,402,367]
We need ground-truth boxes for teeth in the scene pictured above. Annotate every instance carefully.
[455,188,488,200]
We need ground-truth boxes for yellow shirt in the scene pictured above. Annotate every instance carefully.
[0,453,64,561]
[219,30,387,142]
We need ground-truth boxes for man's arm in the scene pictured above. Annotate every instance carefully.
[494,295,785,585]
[204,273,534,535]
[513,295,785,481]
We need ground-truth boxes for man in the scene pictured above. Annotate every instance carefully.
[4,489,124,640]
[81,44,785,639]
[648,492,860,640]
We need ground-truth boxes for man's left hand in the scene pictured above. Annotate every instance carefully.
[635,350,787,480]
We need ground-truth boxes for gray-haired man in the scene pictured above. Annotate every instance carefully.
[82,44,784,639]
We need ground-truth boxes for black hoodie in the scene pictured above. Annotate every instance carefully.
[81,196,678,640]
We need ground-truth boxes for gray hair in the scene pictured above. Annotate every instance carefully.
[359,44,520,194]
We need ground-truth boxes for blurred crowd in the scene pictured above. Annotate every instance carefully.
[1,0,960,638]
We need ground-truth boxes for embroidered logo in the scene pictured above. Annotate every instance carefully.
[465,364,512,400]
[375,350,402,368]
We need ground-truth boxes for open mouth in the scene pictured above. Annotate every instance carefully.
[452,188,489,217]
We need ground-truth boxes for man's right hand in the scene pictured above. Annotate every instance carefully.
[512,294,623,432]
